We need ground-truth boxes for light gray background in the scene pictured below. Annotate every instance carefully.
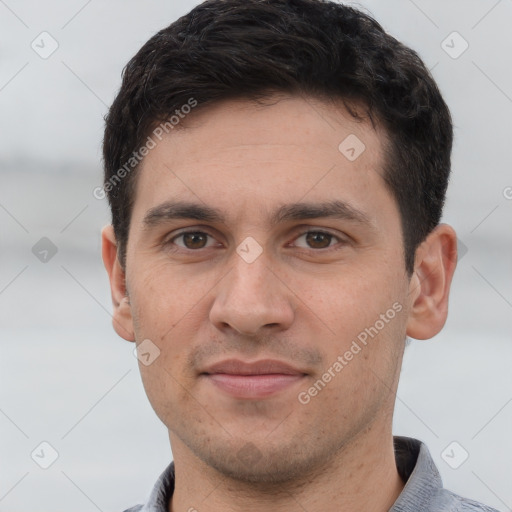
[1,1,511,511]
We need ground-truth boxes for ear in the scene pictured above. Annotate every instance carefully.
[406,223,458,340]
[101,225,135,342]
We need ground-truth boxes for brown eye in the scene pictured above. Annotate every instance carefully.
[305,232,332,249]
[171,231,213,250]
[182,232,208,249]
[291,229,347,252]
[302,231,335,249]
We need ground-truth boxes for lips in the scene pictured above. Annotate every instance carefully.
[202,359,306,376]
[200,359,307,399]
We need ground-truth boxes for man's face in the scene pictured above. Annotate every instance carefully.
[120,95,414,482]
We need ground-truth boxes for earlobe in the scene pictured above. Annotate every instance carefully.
[101,225,135,342]
[406,224,458,340]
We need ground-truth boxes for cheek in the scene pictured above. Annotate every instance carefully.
[137,358,189,429]
[298,263,407,397]
[298,263,405,341]
[129,264,213,383]
[128,261,208,335]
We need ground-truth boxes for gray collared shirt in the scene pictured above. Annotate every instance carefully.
[123,436,499,512]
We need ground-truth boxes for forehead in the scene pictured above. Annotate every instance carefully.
[155,95,386,166]
[131,95,395,229]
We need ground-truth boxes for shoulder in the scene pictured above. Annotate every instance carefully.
[432,487,501,512]
[119,461,175,512]
[392,437,500,512]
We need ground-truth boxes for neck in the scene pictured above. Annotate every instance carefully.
[169,429,405,512]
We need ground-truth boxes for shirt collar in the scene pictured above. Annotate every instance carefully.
[139,436,440,512]
[390,436,443,511]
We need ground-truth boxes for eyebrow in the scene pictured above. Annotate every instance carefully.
[142,199,373,229]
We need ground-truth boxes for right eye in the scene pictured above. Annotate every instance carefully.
[166,230,221,251]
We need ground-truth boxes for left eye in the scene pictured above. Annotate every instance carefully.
[293,231,341,250]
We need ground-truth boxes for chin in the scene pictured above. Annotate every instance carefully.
[206,454,307,485]
[190,437,335,487]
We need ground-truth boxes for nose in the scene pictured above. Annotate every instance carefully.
[209,250,295,336]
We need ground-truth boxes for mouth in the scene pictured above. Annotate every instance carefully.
[200,359,308,399]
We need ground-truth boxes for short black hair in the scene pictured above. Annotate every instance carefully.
[102,0,453,274]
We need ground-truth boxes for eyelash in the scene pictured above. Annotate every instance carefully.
[165,229,347,253]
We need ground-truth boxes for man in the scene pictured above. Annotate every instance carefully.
[101,1,498,511]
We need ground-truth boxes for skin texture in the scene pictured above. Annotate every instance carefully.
[102,95,457,512]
